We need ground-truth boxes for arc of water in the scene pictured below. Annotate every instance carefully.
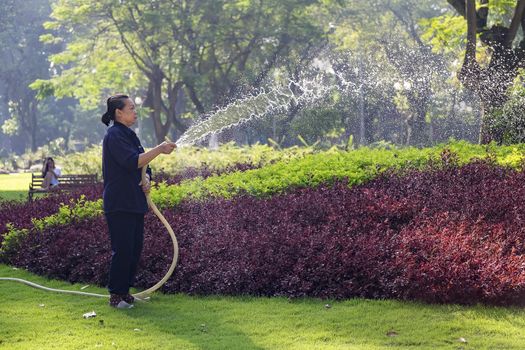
[176,73,336,147]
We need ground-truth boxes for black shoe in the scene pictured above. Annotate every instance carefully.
[122,293,135,305]
[109,293,134,309]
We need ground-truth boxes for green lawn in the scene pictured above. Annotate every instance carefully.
[0,173,31,202]
[1,265,525,349]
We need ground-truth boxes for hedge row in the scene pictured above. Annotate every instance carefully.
[3,141,525,245]
[146,141,525,208]
[7,160,525,305]
[0,185,103,238]
[0,162,258,239]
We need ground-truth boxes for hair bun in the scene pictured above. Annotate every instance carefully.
[102,94,128,126]
[101,111,111,126]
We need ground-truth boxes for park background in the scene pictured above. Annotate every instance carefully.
[2,0,525,349]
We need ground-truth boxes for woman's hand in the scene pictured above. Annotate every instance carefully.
[137,140,177,168]
[141,174,151,194]
[158,141,177,154]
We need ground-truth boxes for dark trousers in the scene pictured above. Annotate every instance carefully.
[105,212,144,295]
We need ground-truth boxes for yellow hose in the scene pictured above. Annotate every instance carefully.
[0,166,179,300]
[133,166,179,299]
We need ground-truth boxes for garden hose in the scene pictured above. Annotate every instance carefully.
[0,166,179,301]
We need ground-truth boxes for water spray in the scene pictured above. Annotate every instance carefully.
[175,73,335,147]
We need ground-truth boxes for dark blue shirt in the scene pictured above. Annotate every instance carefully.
[102,121,151,214]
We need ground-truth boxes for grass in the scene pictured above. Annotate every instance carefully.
[1,265,525,349]
[0,173,31,202]
[3,143,525,348]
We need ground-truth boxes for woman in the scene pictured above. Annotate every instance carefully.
[42,157,61,190]
[101,94,176,309]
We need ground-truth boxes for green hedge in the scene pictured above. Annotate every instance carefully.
[151,141,525,207]
[5,141,525,242]
[0,196,103,260]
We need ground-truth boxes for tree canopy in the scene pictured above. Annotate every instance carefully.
[1,0,525,155]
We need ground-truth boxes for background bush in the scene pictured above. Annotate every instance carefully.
[55,142,316,178]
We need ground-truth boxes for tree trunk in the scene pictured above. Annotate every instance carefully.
[16,95,38,152]
[451,0,525,143]
[184,81,205,115]
[404,85,431,146]
[144,68,171,144]
[30,100,37,152]
[357,55,366,146]
[166,81,188,140]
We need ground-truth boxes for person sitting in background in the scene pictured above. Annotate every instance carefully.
[41,157,61,190]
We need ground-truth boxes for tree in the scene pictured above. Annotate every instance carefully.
[446,0,525,143]
[0,0,54,152]
[39,0,326,144]
[34,0,175,143]
[327,0,452,146]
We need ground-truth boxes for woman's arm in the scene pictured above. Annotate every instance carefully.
[137,141,176,168]
[42,171,52,189]
[49,168,60,178]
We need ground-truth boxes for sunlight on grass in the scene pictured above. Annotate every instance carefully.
[0,173,31,202]
[1,265,525,349]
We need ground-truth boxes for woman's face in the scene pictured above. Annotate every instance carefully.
[48,159,55,168]
[116,98,137,127]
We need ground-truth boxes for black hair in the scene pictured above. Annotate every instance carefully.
[101,94,129,126]
[42,157,54,177]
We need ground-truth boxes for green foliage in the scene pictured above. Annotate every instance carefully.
[0,0,56,152]
[10,141,525,235]
[1,196,103,261]
[1,140,315,175]
[153,142,315,173]
[347,134,354,150]
[0,224,28,262]
[290,107,344,145]
[486,84,525,145]
[325,0,465,147]
[40,0,327,144]
[421,0,519,55]
[420,14,467,54]
[1,117,19,136]
[486,0,517,26]
[0,136,74,173]
[53,142,315,178]
[152,140,525,208]
[29,79,56,100]
[56,145,103,176]
[39,35,142,108]
[31,196,103,232]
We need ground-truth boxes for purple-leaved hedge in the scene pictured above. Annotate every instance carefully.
[0,163,257,241]
[7,160,525,305]
[0,184,103,240]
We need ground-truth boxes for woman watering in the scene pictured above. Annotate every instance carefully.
[101,94,176,309]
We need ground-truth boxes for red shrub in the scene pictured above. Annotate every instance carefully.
[8,160,525,305]
[0,184,103,241]
[393,213,525,305]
